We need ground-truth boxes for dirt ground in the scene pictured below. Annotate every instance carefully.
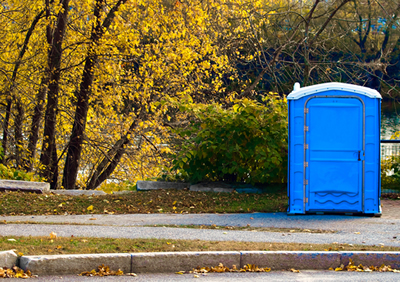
[381,199,400,219]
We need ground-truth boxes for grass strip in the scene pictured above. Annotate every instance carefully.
[0,189,288,216]
[2,235,400,256]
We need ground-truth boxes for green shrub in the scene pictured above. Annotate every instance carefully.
[0,141,43,182]
[169,95,288,184]
[0,164,44,182]
[96,181,137,193]
[381,155,400,191]
[0,143,3,162]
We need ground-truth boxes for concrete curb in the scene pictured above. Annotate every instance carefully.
[14,251,400,275]
[19,253,131,275]
[131,251,240,273]
[137,181,189,191]
[137,181,265,193]
[241,251,341,270]
[0,180,49,194]
[51,190,107,196]
[0,250,18,269]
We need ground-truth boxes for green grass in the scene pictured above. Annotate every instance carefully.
[3,235,400,256]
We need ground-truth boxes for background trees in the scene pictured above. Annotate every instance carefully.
[0,0,399,189]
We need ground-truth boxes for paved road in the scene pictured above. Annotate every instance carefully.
[1,208,399,247]
[6,271,400,281]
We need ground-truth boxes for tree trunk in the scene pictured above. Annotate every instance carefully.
[25,4,53,171]
[1,9,44,166]
[62,0,128,190]
[61,50,96,189]
[1,99,11,165]
[14,102,24,168]
[25,78,49,171]
[86,115,141,190]
[40,0,70,188]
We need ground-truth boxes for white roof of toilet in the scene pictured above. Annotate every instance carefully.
[287,82,382,100]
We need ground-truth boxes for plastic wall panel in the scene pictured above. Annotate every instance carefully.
[288,99,305,213]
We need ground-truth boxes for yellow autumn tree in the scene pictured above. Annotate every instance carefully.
[0,0,369,190]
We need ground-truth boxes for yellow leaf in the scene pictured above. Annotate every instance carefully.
[87,205,94,211]
[50,232,57,239]
[175,271,185,274]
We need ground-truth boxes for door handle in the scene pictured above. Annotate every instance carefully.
[358,150,364,161]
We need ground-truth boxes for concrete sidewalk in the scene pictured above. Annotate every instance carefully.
[1,211,399,246]
[1,208,400,276]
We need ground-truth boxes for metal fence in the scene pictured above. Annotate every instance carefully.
[381,140,400,194]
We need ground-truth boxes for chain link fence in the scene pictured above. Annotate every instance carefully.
[381,140,400,194]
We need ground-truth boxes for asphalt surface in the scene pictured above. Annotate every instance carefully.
[1,206,399,247]
[1,199,400,281]
[5,271,400,281]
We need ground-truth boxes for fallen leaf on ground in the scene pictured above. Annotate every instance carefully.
[331,258,400,272]
[290,268,300,273]
[80,264,123,276]
[191,263,270,274]
[0,266,33,278]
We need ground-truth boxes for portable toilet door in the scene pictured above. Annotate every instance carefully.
[287,82,382,215]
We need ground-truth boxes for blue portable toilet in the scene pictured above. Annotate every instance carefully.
[287,82,382,215]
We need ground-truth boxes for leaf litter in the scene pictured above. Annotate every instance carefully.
[0,266,35,278]
[330,258,400,273]
[79,264,126,276]
[176,263,272,274]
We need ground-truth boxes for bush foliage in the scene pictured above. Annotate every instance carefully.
[381,155,400,191]
[169,95,288,184]
[0,164,44,182]
[0,142,43,182]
